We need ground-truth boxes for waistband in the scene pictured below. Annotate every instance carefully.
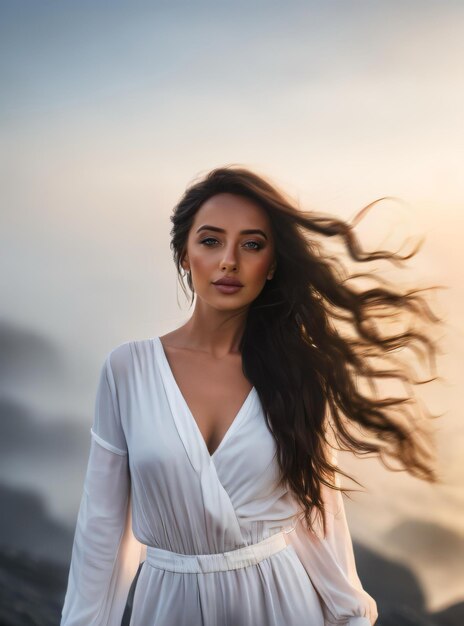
[145,529,292,574]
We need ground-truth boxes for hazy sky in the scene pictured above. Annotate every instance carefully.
[1,0,463,612]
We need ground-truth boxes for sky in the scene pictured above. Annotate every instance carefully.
[1,0,463,613]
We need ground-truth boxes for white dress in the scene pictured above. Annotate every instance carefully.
[60,337,378,626]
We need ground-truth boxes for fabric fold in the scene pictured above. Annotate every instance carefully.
[61,438,145,625]
[285,447,378,626]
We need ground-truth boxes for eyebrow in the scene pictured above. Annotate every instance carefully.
[196,225,268,240]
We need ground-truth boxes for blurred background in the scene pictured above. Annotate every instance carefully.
[1,1,463,624]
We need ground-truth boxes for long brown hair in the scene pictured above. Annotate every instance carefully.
[169,165,444,537]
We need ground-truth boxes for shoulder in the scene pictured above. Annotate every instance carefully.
[106,337,155,382]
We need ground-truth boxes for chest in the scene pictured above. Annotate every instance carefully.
[161,345,254,456]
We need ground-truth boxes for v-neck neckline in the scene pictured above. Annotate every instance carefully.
[153,336,256,461]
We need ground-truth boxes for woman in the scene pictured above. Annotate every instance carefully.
[61,166,441,626]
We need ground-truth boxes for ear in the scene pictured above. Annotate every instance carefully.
[181,251,190,270]
[267,259,276,279]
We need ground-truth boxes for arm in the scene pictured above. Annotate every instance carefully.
[286,448,378,626]
[61,350,145,626]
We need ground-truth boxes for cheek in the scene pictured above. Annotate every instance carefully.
[247,255,273,282]
[189,251,214,275]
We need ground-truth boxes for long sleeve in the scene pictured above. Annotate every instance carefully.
[61,351,145,626]
[286,448,378,626]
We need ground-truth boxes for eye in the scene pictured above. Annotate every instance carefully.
[243,240,263,250]
[199,237,219,246]
[199,237,264,250]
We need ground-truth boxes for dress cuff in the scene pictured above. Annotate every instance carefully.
[346,617,373,626]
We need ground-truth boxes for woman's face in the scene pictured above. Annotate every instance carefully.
[182,192,276,311]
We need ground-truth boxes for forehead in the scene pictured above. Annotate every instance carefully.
[191,193,271,230]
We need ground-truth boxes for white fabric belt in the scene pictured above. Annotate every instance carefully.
[145,530,292,574]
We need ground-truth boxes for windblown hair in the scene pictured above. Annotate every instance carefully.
[169,165,444,537]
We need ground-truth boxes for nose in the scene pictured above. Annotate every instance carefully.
[220,245,238,272]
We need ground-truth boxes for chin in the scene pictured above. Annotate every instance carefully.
[204,296,253,312]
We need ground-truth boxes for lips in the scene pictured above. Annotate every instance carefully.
[213,277,243,287]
